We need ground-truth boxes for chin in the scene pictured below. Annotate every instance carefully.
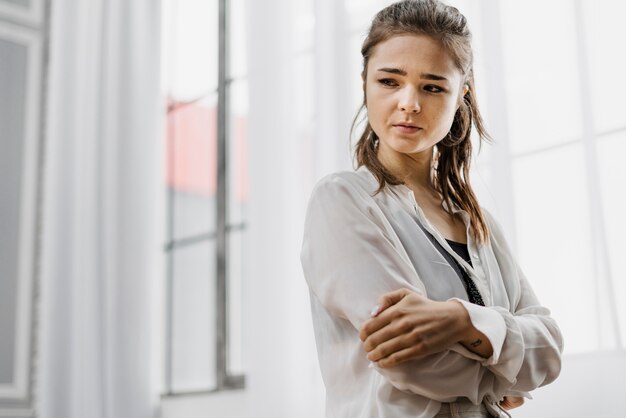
[386,136,430,155]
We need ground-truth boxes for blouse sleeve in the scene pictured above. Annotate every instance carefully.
[451,209,564,394]
[300,175,514,403]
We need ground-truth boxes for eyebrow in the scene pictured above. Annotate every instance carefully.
[376,67,448,81]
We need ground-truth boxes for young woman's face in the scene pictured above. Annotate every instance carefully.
[365,34,466,160]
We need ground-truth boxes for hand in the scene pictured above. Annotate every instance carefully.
[499,396,524,410]
[359,288,468,368]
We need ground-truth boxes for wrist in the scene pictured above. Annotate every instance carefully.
[448,299,495,358]
[448,299,472,343]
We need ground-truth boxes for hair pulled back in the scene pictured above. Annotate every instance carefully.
[352,0,492,243]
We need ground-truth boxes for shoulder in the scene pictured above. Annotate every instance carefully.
[303,169,384,225]
[480,206,511,254]
[480,207,497,229]
[309,169,378,203]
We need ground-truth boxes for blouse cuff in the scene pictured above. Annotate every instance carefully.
[448,298,507,366]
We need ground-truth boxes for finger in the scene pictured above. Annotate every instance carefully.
[360,292,428,341]
[365,322,441,363]
[366,320,457,361]
[366,332,423,363]
[360,300,409,341]
[372,288,411,316]
[359,314,393,342]
[363,313,423,352]
[499,396,524,410]
[363,321,402,352]
[499,399,512,410]
[500,397,524,411]
[376,343,429,368]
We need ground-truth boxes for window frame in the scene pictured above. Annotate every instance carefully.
[163,0,246,396]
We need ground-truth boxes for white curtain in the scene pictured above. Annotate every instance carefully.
[242,0,352,416]
[38,1,163,417]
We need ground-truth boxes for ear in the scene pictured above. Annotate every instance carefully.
[462,83,469,96]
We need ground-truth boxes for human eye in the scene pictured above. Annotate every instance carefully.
[378,78,398,87]
[424,84,445,93]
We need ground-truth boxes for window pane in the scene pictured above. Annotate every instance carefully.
[512,144,595,353]
[228,0,247,79]
[597,132,626,348]
[171,241,217,392]
[165,0,218,101]
[583,0,626,133]
[167,94,217,241]
[501,0,583,154]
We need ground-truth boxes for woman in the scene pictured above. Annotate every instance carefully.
[300,0,563,417]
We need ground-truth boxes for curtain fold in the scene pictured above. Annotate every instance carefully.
[243,0,351,416]
[39,1,163,417]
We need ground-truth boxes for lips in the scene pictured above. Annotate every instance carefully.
[393,123,421,134]
[393,122,419,128]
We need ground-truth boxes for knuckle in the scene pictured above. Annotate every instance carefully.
[414,338,428,354]
[400,320,413,334]
[408,329,421,343]
[409,329,423,342]
[377,346,389,359]
[396,307,411,317]
[364,338,376,352]
[389,309,402,320]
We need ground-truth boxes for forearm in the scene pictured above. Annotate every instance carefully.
[372,348,504,404]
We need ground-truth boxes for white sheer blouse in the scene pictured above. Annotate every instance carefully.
[300,166,564,418]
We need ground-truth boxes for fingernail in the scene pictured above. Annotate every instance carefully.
[370,305,380,317]
[368,362,376,369]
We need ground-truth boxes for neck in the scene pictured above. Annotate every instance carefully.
[377,142,436,192]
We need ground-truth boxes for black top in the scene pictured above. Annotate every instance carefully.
[446,239,485,306]
[446,240,473,267]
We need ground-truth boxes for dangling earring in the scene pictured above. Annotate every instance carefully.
[431,146,439,171]
[368,128,378,146]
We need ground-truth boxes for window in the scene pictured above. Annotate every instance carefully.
[477,0,626,353]
[161,0,248,394]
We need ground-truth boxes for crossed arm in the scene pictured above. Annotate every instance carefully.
[360,287,522,410]
[301,176,563,405]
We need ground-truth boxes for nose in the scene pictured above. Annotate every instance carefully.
[398,87,421,113]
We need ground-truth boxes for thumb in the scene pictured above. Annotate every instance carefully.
[371,288,411,317]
